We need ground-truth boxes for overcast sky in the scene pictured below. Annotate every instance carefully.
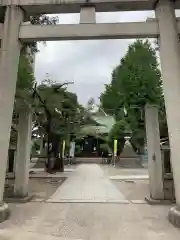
[35,11,156,106]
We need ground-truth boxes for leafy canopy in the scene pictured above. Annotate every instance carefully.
[100,40,163,148]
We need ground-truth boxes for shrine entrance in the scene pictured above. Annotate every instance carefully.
[0,0,180,226]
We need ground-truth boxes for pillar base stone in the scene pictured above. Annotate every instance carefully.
[4,194,34,203]
[0,203,10,223]
[168,206,180,227]
[145,196,174,205]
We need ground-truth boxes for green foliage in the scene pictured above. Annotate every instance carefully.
[33,80,82,140]
[75,144,81,155]
[130,128,145,152]
[101,40,162,114]
[107,120,127,153]
[119,40,162,106]
[10,14,59,154]
[108,120,129,141]
[100,68,124,117]
[16,53,35,92]
[10,53,35,146]
[14,52,35,110]
[100,40,164,148]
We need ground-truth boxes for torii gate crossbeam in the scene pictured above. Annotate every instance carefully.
[1,20,180,41]
[2,0,180,14]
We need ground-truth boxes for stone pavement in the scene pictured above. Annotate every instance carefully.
[110,174,149,180]
[47,164,126,203]
[0,202,179,240]
[0,164,179,239]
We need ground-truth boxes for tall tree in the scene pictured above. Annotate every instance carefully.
[32,79,84,171]
[10,14,59,143]
[100,40,163,150]
[9,14,59,171]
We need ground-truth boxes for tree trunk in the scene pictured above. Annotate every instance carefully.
[45,113,52,173]
[52,137,64,172]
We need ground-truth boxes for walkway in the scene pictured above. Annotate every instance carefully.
[48,164,126,203]
[0,164,179,239]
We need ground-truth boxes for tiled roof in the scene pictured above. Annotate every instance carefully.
[80,115,115,136]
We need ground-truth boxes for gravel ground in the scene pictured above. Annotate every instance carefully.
[113,179,149,200]
[101,165,148,177]
[0,202,179,240]
[101,164,149,200]
[4,177,66,201]
[29,177,66,201]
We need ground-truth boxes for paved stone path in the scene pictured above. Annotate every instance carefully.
[0,164,180,239]
[47,164,126,203]
[110,174,149,180]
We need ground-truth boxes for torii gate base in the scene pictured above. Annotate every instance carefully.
[0,204,10,223]
[0,0,180,227]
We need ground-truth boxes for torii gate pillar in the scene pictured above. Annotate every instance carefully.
[155,0,180,227]
[0,6,23,221]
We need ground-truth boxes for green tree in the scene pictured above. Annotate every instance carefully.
[100,68,124,117]
[15,53,35,104]
[10,53,35,148]
[100,40,163,151]
[108,120,129,140]
[10,14,59,144]
[8,14,59,172]
[108,120,129,154]
[32,79,84,171]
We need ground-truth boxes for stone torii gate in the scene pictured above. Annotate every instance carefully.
[0,0,180,226]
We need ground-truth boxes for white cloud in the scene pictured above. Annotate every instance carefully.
[35,10,155,105]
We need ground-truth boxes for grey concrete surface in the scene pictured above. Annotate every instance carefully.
[19,22,159,41]
[168,206,180,227]
[47,164,126,203]
[0,202,179,239]
[0,203,10,223]
[101,165,150,200]
[113,180,149,201]
[110,175,149,180]
[102,164,148,177]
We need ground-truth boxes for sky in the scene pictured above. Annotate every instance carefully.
[35,10,156,106]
